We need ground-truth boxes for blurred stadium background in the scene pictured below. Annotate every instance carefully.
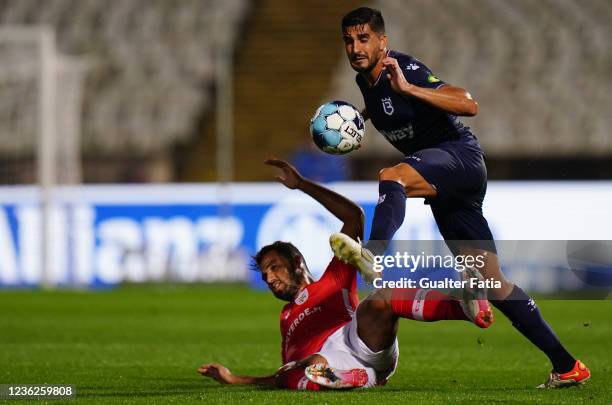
[0,0,611,289]
[1,2,611,403]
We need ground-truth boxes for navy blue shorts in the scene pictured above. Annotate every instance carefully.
[404,139,496,254]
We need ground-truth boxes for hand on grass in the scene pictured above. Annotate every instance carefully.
[198,363,236,385]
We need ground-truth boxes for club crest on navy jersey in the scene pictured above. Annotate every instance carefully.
[381,97,394,115]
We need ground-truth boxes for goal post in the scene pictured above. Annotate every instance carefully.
[0,26,86,287]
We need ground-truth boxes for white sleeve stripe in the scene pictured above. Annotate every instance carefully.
[412,288,429,320]
[297,376,309,390]
[342,288,355,316]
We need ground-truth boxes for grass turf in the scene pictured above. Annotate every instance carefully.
[0,284,610,404]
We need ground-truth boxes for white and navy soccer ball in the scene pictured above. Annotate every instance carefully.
[309,101,365,155]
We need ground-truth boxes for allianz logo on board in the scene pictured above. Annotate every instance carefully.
[0,205,248,286]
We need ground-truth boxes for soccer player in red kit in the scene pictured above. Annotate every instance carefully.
[198,159,492,390]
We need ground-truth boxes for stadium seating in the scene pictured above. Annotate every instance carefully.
[328,0,612,158]
[1,0,610,182]
[0,0,250,157]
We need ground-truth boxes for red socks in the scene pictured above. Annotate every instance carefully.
[390,288,469,322]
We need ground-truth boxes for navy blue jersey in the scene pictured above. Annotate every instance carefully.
[357,50,478,155]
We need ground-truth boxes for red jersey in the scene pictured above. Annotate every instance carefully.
[280,257,358,364]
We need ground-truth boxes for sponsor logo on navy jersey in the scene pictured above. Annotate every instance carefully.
[380,125,414,142]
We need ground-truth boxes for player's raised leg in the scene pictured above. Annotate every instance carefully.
[367,163,436,254]
[355,287,493,353]
[330,162,433,281]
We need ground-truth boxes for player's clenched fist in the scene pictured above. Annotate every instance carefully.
[382,57,411,95]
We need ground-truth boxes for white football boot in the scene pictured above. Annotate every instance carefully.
[329,233,380,284]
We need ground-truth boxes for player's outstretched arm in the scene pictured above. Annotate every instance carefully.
[265,158,364,241]
[382,56,478,116]
[198,363,276,387]
[198,359,324,390]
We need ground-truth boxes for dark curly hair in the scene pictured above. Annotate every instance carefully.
[252,241,305,272]
[341,7,385,34]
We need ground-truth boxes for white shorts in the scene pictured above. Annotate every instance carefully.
[316,315,399,387]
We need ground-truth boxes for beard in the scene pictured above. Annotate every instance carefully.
[350,54,380,73]
[269,268,302,302]
[271,283,300,302]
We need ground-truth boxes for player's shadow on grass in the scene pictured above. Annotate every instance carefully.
[133,376,197,383]
[78,388,204,399]
[135,376,282,390]
[77,378,209,399]
[77,377,283,399]
[379,386,541,393]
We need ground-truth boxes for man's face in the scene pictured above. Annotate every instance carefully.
[260,250,303,302]
[343,23,387,73]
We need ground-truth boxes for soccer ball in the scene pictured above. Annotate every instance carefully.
[309,101,365,155]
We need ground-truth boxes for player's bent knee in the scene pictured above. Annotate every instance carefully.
[379,164,436,198]
[358,292,393,318]
[378,166,413,189]
[379,164,421,186]
[378,167,402,183]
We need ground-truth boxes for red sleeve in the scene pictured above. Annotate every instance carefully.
[277,368,323,391]
[318,257,357,290]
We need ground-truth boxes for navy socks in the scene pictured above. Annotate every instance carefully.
[368,181,575,373]
[492,286,576,373]
[366,180,407,255]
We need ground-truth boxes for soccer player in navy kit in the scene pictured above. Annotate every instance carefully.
[329,7,590,388]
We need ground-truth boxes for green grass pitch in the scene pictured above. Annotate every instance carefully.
[0,285,610,404]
